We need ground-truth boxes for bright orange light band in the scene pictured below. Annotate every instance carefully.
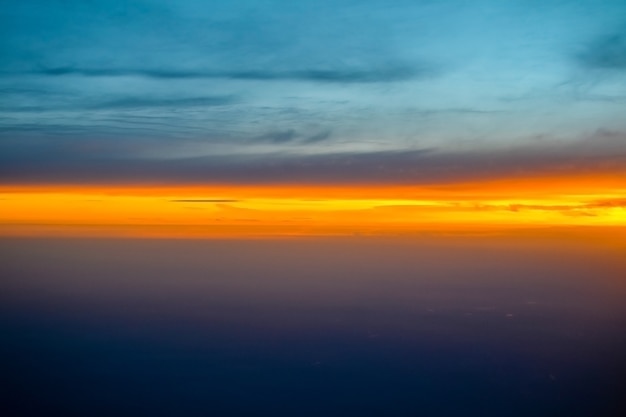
[1,173,625,238]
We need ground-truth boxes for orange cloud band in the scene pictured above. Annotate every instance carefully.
[1,172,625,239]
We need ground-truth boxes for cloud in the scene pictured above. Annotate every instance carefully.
[33,65,427,83]
[304,130,332,143]
[255,130,298,144]
[2,0,626,190]
[0,95,238,113]
[252,129,333,144]
[577,33,626,71]
[506,199,626,212]
[585,198,626,209]
[467,197,626,217]
[91,96,237,110]
[170,199,240,203]
[1,130,625,185]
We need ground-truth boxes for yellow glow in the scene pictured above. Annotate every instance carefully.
[1,173,625,239]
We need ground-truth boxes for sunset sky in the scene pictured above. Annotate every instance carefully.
[3,3,626,416]
[1,0,625,237]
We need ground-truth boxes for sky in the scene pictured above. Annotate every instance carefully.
[1,0,625,236]
[2,4,626,414]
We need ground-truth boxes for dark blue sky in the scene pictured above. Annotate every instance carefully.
[1,0,625,183]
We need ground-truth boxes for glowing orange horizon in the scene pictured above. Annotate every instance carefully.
[1,171,625,239]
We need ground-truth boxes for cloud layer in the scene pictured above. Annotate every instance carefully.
[1,0,626,184]
[1,130,624,185]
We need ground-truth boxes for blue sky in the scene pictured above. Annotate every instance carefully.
[1,0,625,184]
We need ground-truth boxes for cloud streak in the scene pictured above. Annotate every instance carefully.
[577,33,626,71]
[91,96,238,110]
[1,131,624,185]
[170,199,240,203]
[33,65,427,83]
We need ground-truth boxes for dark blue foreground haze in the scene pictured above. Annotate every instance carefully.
[1,237,625,416]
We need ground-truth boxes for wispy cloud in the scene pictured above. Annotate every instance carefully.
[91,96,238,110]
[577,33,626,71]
[1,130,624,185]
[33,65,427,83]
[252,129,333,144]
[303,129,332,143]
[170,199,240,203]
[255,129,299,144]
[506,198,626,212]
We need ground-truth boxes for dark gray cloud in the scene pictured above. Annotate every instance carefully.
[304,130,332,143]
[0,95,238,112]
[255,130,298,144]
[32,65,426,83]
[252,129,333,144]
[1,131,624,185]
[91,96,237,110]
[577,33,626,70]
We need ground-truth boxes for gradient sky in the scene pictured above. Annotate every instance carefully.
[2,5,626,413]
[1,0,626,184]
[1,1,626,237]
